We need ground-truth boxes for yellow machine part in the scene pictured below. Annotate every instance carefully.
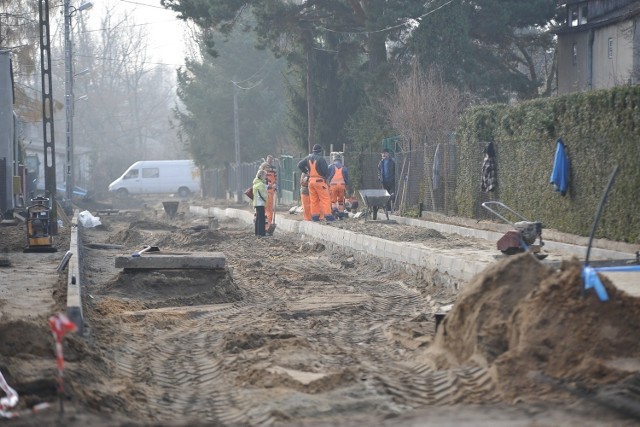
[26,217,53,247]
[27,236,54,247]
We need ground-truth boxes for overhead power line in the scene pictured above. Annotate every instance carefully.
[118,0,168,10]
[319,0,457,35]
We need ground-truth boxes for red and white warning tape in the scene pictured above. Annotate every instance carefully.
[0,314,77,418]
[0,370,19,417]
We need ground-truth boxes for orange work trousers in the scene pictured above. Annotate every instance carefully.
[308,178,334,221]
[330,183,346,216]
[266,189,276,225]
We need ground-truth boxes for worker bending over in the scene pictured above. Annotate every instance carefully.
[297,144,335,222]
[327,153,350,219]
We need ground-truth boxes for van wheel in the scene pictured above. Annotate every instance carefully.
[116,188,128,198]
[178,187,190,197]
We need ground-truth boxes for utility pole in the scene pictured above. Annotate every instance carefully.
[233,79,242,204]
[306,47,314,154]
[63,0,92,204]
[38,0,58,231]
[63,0,73,203]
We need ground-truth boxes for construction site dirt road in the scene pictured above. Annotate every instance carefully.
[1,199,639,426]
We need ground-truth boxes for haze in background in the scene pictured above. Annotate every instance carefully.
[87,0,188,67]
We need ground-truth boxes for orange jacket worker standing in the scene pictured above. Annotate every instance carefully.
[297,144,334,222]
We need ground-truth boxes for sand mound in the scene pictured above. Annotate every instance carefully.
[98,269,243,309]
[105,228,145,247]
[0,319,53,357]
[423,253,640,400]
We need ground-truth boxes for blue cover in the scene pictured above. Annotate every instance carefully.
[550,138,569,196]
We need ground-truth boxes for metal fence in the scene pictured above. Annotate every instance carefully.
[346,145,457,216]
[422,143,458,216]
[202,161,261,201]
[201,143,480,219]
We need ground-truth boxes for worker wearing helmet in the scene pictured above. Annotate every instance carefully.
[297,144,335,221]
[327,153,349,219]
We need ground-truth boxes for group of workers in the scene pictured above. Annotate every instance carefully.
[297,144,350,222]
[252,145,395,235]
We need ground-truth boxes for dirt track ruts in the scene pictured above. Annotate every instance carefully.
[78,213,501,425]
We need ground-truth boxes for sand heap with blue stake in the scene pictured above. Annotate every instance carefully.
[422,252,640,405]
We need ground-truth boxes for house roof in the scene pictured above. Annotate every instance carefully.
[555,2,640,34]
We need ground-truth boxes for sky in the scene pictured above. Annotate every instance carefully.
[85,0,189,68]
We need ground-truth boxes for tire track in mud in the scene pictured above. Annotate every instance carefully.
[85,216,501,425]
[113,305,279,425]
[375,365,499,407]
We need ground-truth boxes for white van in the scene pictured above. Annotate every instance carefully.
[108,160,201,197]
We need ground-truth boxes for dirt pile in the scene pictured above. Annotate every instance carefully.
[425,253,640,400]
[0,222,70,253]
[97,269,243,310]
[0,320,53,358]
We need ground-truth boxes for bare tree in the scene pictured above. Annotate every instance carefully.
[380,61,467,212]
[383,61,466,149]
[73,7,180,192]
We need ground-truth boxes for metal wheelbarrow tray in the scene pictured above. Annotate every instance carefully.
[359,189,391,221]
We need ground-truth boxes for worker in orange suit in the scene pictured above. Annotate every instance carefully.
[300,172,312,221]
[327,153,349,220]
[297,144,335,222]
[260,155,278,232]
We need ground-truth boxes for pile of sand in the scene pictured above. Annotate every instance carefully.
[423,253,640,400]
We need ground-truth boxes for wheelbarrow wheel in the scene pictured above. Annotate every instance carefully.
[372,207,378,220]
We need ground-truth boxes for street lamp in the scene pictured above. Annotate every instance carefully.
[63,0,92,202]
[233,78,241,203]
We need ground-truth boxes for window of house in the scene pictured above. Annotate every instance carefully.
[608,38,613,59]
[579,4,588,25]
[569,5,579,27]
[573,43,578,65]
[142,168,160,178]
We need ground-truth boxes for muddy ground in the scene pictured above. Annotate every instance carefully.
[1,199,639,426]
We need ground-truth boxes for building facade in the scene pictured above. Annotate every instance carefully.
[556,0,640,94]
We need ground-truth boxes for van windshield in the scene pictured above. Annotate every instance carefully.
[124,169,139,179]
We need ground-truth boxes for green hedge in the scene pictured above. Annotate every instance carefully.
[455,86,640,243]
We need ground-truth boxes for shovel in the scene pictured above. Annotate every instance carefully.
[266,195,277,234]
[131,245,160,257]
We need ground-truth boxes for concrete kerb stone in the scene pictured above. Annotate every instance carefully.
[385,240,402,261]
[190,206,480,288]
[389,214,635,261]
[67,211,83,335]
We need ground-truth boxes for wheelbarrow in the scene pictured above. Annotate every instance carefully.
[359,189,391,221]
[481,201,547,259]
